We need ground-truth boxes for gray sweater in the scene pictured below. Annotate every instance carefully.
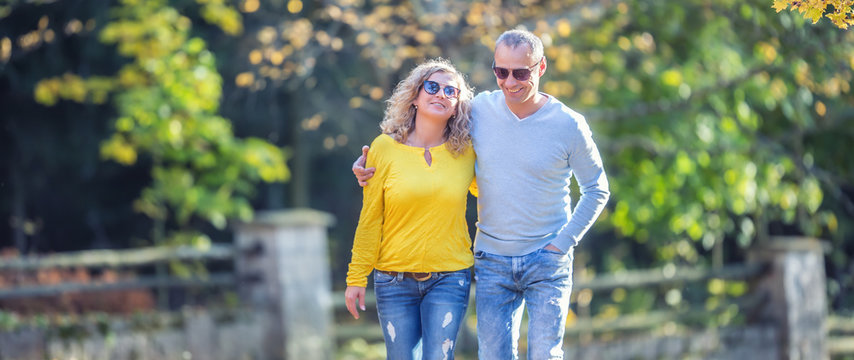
[471,90,610,256]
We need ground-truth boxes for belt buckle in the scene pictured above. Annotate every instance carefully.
[412,272,432,281]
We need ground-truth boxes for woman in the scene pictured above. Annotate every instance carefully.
[344,58,476,360]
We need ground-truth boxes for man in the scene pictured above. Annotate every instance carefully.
[353,29,609,359]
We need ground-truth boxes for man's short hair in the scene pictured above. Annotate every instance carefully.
[496,29,544,62]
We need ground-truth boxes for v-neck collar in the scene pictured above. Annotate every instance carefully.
[505,92,551,122]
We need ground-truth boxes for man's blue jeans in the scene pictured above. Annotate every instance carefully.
[374,268,471,360]
[474,247,574,360]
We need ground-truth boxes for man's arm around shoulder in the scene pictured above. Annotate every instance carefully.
[352,145,375,186]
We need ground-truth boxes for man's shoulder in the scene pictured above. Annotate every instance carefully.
[538,94,593,137]
[473,90,503,107]
[475,89,502,97]
[541,95,585,123]
[542,94,582,118]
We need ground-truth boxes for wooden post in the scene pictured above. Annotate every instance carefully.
[234,209,336,360]
[748,236,828,360]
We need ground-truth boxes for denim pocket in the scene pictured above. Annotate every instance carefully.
[474,251,486,259]
[373,270,398,286]
[541,247,566,256]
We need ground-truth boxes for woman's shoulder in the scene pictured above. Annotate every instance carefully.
[367,134,401,164]
[466,142,477,157]
[456,142,476,162]
[371,133,396,148]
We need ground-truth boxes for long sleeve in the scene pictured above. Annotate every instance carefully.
[346,138,388,287]
[552,118,610,252]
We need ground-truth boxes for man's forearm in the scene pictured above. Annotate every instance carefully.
[553,179,610,250]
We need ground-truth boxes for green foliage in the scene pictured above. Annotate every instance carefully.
[196,0,243,35]
[336,338,386,360]
[34,73,115,106]
[542,0,853,320]
[0,311,21,332]
[32,0,288,246]
[536,0,853,263]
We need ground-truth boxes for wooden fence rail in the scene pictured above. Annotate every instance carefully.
[0,244,235,271]
[576,263,765,291]
[828,315,854,356]
[0,273,236,299]
[0,209,338,360]
[0,244,238,300]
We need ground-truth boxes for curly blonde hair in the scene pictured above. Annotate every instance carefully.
[380,58,474,156]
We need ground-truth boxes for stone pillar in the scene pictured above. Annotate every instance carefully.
[234,209,336,360]
[748,237,828,360]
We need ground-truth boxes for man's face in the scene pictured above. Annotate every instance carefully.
[493,43,543,107]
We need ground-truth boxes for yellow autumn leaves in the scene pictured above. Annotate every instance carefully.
[772,0,854,29]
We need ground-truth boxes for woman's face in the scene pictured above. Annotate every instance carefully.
[412,71,460,121]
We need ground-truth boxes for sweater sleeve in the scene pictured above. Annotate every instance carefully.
[346,136,389,287]
[552,118,610,252]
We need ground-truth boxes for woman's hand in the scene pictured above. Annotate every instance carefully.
[345,286,367,319]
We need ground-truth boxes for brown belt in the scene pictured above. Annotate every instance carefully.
[378,270,434,281]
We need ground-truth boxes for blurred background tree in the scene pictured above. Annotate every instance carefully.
[34,0,287,251]
[1,0,852,319]
[2,0,286,254]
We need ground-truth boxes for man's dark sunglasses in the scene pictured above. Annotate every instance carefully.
[492,57,544,81]
[422,80,460,99]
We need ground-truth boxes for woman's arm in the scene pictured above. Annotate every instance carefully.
[344,136,389,319]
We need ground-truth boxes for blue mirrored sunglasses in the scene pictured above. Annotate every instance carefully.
[422,80,460,99]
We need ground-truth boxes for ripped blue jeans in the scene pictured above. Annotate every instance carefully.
[374,268,471,360]
[474,247,574,360]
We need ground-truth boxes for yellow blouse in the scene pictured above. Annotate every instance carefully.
[346,134,476,287]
